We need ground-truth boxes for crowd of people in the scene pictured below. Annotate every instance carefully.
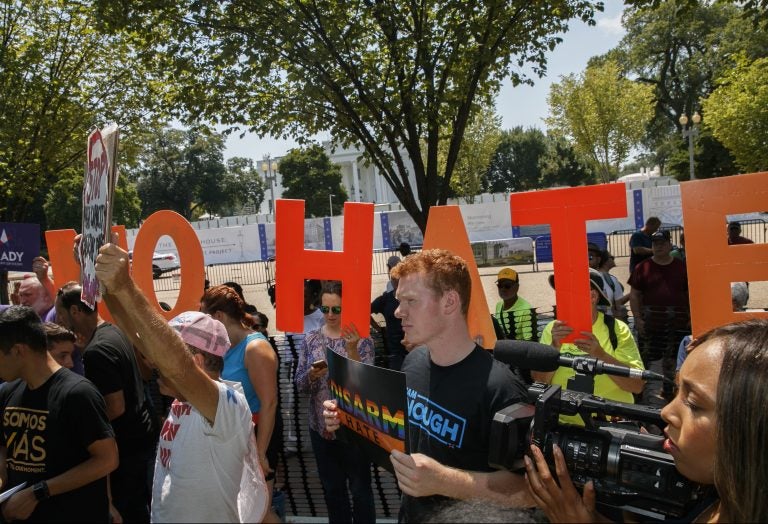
[0,223,765,523]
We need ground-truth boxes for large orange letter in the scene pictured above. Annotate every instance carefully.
[422,206,496,349]
[681,172,768,336]
[133,211,205,320]
[510,184,627,341]
[45,225,127,322]
[275,200,374,336]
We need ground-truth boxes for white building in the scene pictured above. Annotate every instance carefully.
[257,142,415,216]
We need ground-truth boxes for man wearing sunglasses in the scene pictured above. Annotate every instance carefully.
[492,268,533,341]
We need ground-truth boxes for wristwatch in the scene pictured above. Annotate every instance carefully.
[32,481,50,502]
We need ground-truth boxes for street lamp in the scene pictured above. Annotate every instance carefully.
[679,111,701,180]
[328,189,335,217]
[261,156,278,217]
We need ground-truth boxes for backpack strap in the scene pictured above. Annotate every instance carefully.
[603,314,618,351]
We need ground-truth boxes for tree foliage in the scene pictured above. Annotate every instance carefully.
[702,56,768,173]
[0,0,167,227]
[484,127,594,192]
[546,60,654,182]
[129,127,246,220]
[44,170,142,230]
[610,1,767,175]
[93,0,602,231]
[278,145,348,218]
[224,157,266,215]
[485,127,548,193]
[447,105,502,203]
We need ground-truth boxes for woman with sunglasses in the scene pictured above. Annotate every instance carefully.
[524,318,768,523]
[294,280,376,523]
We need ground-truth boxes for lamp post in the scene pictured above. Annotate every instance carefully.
[679,111,701,180]
[261,156,278,217]
[328,189,335,217]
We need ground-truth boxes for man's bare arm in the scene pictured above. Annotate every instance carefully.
[95,241,219,424]
[390,451,534,508]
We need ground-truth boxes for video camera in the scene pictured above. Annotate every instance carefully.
[489,383,705,520]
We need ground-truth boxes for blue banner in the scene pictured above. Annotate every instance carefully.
[380,213,391,249]
[258,224,268,261]
[534,232,607,264]
[323,218,333,250]
[0,222,40,272]
[633,189,644,229]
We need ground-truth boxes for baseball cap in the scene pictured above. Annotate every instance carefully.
[496,268,518,282]
[651,230,671,242]
[386,255,401,268]
[168,311,230,357]
[547,269,610,307]
[587,242,601,253]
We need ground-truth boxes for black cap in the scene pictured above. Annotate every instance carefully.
[651,230,671,242]
[547,269,610,307]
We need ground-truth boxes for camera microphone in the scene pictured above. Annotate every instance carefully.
[494,340,666,382]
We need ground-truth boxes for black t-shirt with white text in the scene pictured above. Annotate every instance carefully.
[400,345,528,521]
[0,369,114,522]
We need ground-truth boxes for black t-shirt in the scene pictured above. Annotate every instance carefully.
[629,230,653,274]
[400,345,528,521]
[370,291,406,357]
[83,323,154,455]
[0,369,114,522]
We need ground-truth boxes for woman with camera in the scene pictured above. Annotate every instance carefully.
[524,318,768,522]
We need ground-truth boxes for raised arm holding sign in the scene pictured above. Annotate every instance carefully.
[80,124,119,309]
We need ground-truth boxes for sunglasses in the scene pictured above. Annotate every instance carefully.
[497,282,517,290]
[320,305,342,315]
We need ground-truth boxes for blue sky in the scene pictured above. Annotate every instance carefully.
[223,3,626,161]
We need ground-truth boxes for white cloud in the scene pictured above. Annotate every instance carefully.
[596,13,625,37]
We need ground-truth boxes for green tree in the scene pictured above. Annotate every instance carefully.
[0,0,167,228]
[94,0,602,231]
[611,1,767,175]
[43,169,142,230]
[546,60,655,182]
[702,56,768,173]
[130,127,233,220]
[448,106,502,203]
[484,127,548,193]
[279,145,348,218]
[224,157,266,215]
[539,135,596,187]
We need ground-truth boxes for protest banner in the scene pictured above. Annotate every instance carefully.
[80,124,119,309]
[327,349,408,473]
[0,223,40,272]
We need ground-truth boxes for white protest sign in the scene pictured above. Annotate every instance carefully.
[80,124,119,308]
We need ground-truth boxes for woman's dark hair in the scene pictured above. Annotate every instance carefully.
[201,285,255,328]
[321,280,342,298]
[690,319,768,522]
[222,281,245,301]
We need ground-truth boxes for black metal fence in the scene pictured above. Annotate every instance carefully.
[607,219,767,258]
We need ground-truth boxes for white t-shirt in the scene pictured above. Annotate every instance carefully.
[304,308,325,334]
[151,380,267,523]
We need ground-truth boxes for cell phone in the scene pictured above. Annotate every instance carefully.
[311,360,327,370]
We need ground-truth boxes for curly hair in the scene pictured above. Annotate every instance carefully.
[390,249,470,315]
